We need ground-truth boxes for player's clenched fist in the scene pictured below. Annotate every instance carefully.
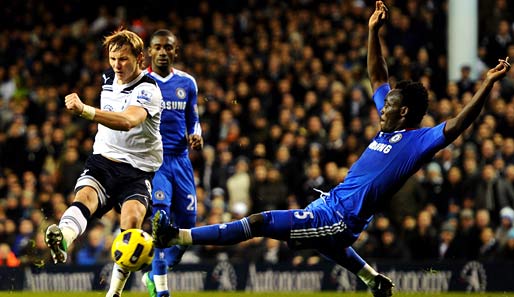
[65,92,96,120]
[188,134,203,150]
[65,93,85,115]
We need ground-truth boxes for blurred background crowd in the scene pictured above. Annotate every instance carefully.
[1,0,514,268]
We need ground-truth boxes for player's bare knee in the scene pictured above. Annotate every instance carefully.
[74,186,99,213]
[120,214,141,229]
[120,200,146,229]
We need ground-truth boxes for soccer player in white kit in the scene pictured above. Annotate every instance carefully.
[44,29,163,297]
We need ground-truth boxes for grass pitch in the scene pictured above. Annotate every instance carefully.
[0,292,512,297]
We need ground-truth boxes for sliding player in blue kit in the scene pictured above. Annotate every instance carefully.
[152,2,512,296]
[142,29,202,297]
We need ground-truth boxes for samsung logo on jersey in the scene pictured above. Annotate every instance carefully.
[162,101,187,110]
[368,140,392,154]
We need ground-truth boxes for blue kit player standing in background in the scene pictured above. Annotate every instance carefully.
[152,2,511,297]
[142,29,203,297]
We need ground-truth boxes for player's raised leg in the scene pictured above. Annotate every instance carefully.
[153,210,295,248]
[318,246,394,297]
[45,186,96,264]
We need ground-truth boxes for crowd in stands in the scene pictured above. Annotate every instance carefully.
[1,0,514,268]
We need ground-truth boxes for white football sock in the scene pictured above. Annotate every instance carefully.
[178,229,192,245]
[106,263,131,297]
[59,205,88,246]
[357,263,378,286]
[154,274,168,293]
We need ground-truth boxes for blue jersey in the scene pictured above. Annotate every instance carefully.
[146,68,200,270]
[327,83,448,232]
[146,67,201,155]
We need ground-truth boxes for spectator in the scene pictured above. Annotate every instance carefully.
[438,221,460,260]
[406,210,439,260]
[495,206,514,248]
[75,224,111,266]
[299,163,326,207]
[422,162,449,217]
[445,166,466,207]
[12,218,34,256]
[226,157,252,215]
[274,145,302,195]
[478,227,499,260]
[252,165,288,213]
[481,19,513,67]
[453,209,481,260]
[373,227,410,261]
[0,243,20,267]
[498,228,514,260]
[56,147,84,196]
[457,65,475,97]
[502,138,514,165]
[387,172,427,228]
[474,164,514,223]
[260,238,291,265]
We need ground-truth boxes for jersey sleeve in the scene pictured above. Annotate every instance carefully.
[186,77,201,136]
[416,122,448,155]
[129,83,163,117]
[372,83,390,114]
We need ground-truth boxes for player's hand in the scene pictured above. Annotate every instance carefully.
[189,134,203,150]
[64,93,85,115]
[369,1,389,31]
[486,56,511,83]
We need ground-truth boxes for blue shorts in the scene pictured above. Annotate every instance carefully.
[262,196,360,251]
[152,154,196,228]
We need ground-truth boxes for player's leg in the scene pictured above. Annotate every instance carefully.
[157,211,194,297]
[145,167,173,297]
[153,196,340,248]
[107,169,153,297]
[45,186,98,263]
[153,210,295,248]
[45,156,106,264]
[165,156,197,268]
[318,244,393,297]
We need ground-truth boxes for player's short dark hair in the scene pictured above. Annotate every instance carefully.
[395,80,428,126]
[150,29,179,47]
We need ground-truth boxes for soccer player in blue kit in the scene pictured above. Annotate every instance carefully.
[152,2,511,296]
[142,29,202,297]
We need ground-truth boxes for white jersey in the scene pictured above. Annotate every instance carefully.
[93,69,163,172]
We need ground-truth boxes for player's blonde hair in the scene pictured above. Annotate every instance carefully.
[103,29,144,58]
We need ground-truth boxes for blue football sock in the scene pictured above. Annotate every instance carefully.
[150,249,168,293]
[165,245,188,268]
[192,218,252,245]
[321,246,365,274]
[149,257,168,279]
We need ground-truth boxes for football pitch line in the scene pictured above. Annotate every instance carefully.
[0,292,513,297]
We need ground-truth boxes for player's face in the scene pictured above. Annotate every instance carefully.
[149,35,177,74]
[380,89,406,132]
[109,44,141,84]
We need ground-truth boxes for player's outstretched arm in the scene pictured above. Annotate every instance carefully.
[65,92,147,131]
[367,0,389,92]
[444,57,511,142]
